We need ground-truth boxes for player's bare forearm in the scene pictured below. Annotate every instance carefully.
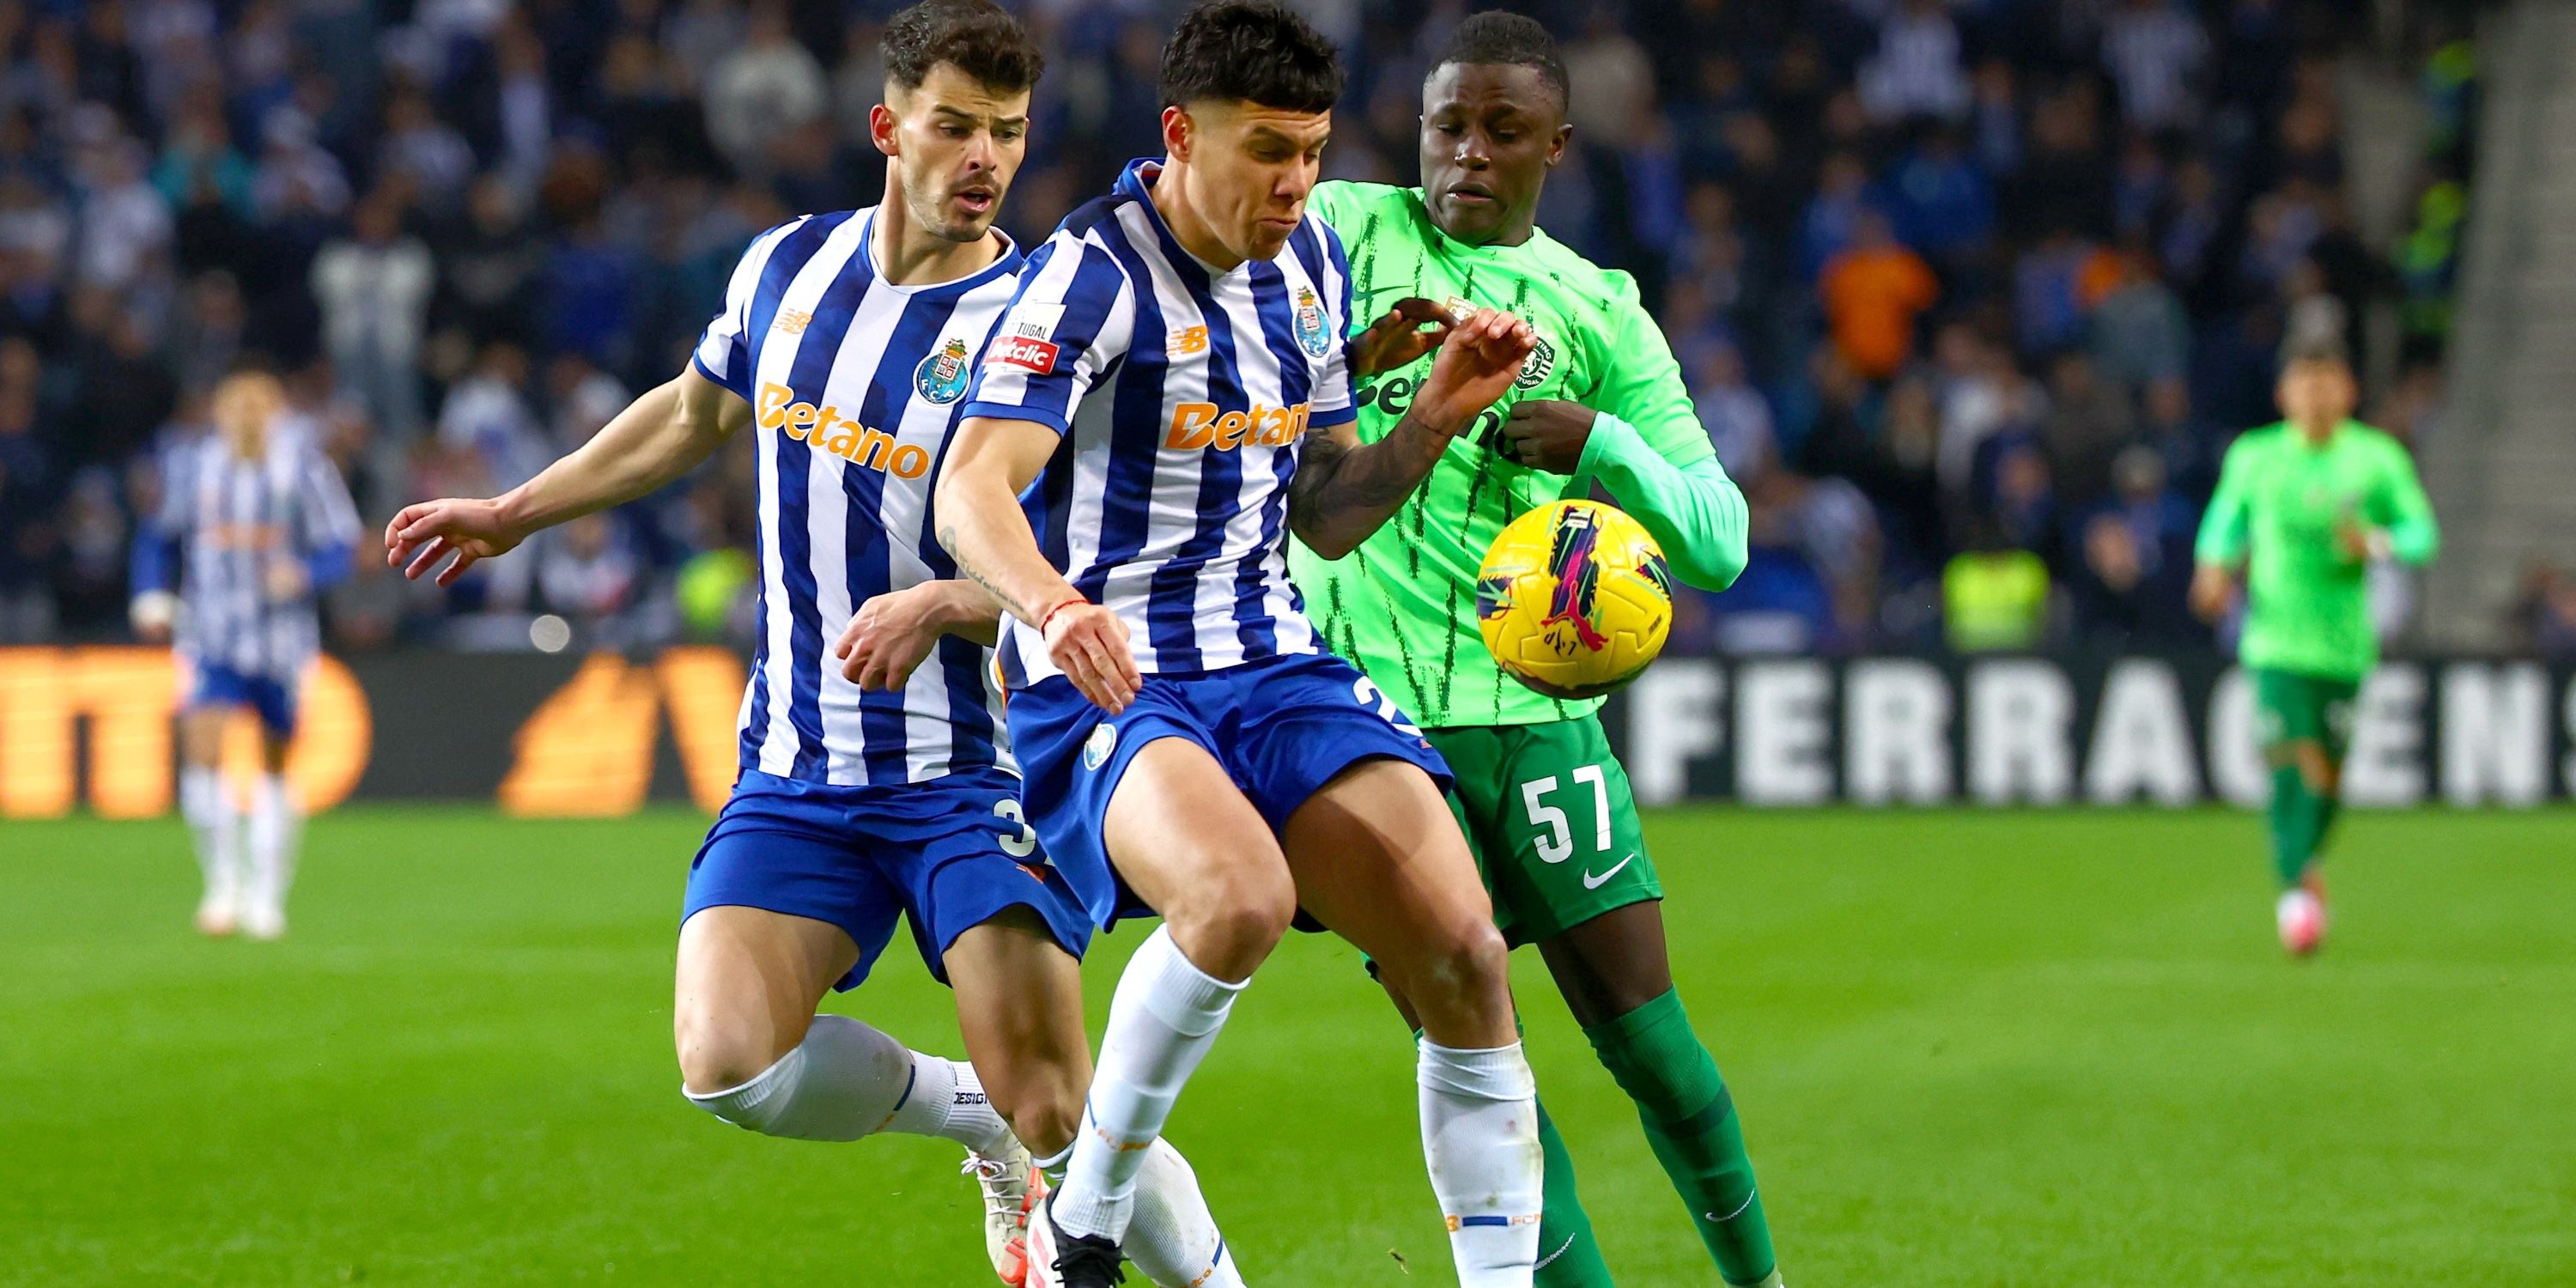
[496,371,744,536]
[933,416,1083,626]
[918,579,1006,647]
[1296,307,1533,557]
[1287,410,1457,558]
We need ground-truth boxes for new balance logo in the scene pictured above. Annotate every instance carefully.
[773,308,813,335]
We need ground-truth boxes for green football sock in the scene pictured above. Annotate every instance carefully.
[1533,1096,1617,1287]
[1583,989,1777,1287]
[2267,763,2321,888]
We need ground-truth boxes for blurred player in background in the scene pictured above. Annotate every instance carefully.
[1297,15,1782,1286]
[131,368,361,942]
[385,5,1237,1285]
[2192,340,2439,956]
[936,3,1546,1284]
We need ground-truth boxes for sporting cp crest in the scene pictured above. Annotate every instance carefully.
[914,337,974,404]
[1514,332,1556,390]
[1292,286,1331,359]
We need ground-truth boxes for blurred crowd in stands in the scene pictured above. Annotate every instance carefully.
[0,0,2540,659]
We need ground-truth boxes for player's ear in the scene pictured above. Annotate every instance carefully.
[868,101,901,159]
[1545,122,1571,169]
[1162,105,1191,161]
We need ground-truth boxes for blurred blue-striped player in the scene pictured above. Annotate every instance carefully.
[131,369,361,941]
[383,4,1242,1285]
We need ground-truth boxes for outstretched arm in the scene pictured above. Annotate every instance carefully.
[386,368,747,585]
[1291,308,1534,558]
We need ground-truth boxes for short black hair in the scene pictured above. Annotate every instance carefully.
[882,0,1045,95]
[1161,0,1343,114]
[2281,336,2353,371]
[1435,11,1570,114]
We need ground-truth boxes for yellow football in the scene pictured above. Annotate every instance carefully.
[1476,499,1674,700]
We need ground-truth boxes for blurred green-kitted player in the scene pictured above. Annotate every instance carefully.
[1293,14,1780,1287]
[2191,341,2439,956]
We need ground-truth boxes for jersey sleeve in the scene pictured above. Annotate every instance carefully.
[1586,270,1716,470]
[2370,438,2440,566]
[690,222,790,402]
[1309,222,1357,428]
[960,229,1135,436]
[2195,434,2256,567]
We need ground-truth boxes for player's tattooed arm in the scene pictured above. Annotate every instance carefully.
[1291,307,1534,558]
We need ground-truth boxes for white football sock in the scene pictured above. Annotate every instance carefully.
[1126,1138,1244,1288]
[245,773,297,919]
[179,766,240,907]
[685,1014,1011,1153]
[1419,1040,1543,1287]
[1052,926,1245,1243]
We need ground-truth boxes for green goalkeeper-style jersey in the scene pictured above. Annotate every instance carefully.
[2194,420,2439,681]
[1291,180,1716,728]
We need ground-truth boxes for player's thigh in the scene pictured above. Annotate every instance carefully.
[1102,735,1296,978]
[1537,899,1677,1030]
[1280,756,1509,1038]
[2256,671,2352,793]
[672,906,858,1092]
[179,704,228,765]
[945,906,1092,1157]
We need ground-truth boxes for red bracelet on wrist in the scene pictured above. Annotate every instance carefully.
[1037,597,1087,636]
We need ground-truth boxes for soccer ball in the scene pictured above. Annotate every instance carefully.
[1476,500,1673,700]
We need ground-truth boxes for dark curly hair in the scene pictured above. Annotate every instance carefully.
[882,0,1045,95]
[1160,0,1343,113]
[1436,11,1569,114]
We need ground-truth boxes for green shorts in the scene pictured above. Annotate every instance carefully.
[1428,716,1662,949]
[2252,668,2360,762]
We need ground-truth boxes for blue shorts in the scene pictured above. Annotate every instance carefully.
[191,662,296,736]
[1007,651,1452,929]
[681,767,1093,992]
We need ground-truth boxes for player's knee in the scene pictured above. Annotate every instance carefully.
[1398,917,1510,1013]
[1163,860,1294,976]
[672,1006,792,1096]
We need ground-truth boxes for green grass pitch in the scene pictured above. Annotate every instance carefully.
[3,806,2571,1285]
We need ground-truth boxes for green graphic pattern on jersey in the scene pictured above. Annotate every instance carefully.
[2194,420,2438,681]
[1291,181,1714,727]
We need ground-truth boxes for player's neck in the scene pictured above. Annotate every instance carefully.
[872,189,1000,287]
[1148,159,1242,272]
[1437,214,1536,250]
[2293,416,2342,447]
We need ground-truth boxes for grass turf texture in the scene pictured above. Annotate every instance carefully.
[3,807,2571,1286]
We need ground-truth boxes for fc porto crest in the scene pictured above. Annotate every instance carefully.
[1292,286,1331,359]
[914,336,974,404]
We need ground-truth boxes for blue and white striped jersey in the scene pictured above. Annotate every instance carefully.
[961,159,1357,690]
[144,419,361,681]
[691,206,1023,786]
